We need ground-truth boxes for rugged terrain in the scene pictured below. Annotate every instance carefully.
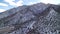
[0,3,60,34]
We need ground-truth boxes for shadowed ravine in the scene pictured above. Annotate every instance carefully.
[0,3,60,34]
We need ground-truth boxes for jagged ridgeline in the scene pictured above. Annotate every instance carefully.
[0,3,60,34]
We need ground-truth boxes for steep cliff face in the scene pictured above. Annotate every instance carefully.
[0,3,60,34]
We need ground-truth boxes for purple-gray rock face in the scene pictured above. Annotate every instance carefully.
[0,3,60,34]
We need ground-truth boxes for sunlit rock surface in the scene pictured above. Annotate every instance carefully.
[0,3,60,34]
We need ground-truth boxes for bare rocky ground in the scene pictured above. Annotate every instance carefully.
[0,3,60,34]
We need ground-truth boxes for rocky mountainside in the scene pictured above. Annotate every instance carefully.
[0,3,60,34]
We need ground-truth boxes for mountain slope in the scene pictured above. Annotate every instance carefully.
[0,3,60,34]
